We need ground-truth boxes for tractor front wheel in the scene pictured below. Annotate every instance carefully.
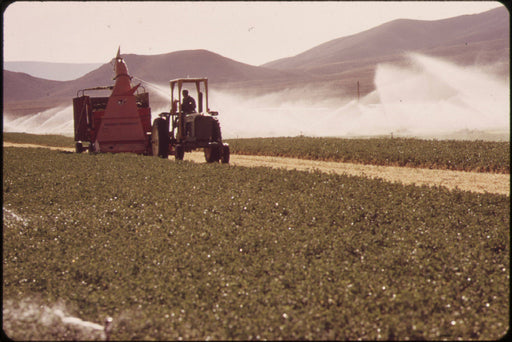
[221,144,230,164]
[204,144,220,163]
[175,145,185,160]
[152,118,169,158]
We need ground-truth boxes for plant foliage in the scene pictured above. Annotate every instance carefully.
[3,133,74,148]
[227,137,510,173]
[3,133,509,173]
[3,147,509,340]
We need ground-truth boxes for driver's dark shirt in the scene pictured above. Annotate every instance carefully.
[182,95,196,114]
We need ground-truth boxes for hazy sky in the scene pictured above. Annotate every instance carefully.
[3,1,505,66]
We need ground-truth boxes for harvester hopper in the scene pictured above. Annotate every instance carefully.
[73,48,152,154]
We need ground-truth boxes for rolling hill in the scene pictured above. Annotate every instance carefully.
[3,6,508,117]
[3,50,306,116]
[263,6,508,74]
[261,5,508,100]
[3,61,104,81]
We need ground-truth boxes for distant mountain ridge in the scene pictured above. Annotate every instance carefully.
[3,6,508,117]
[262,6,508,73]
[3,49,304,103]
[3,61,104,81]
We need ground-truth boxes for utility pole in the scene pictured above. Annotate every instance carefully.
[357,81,360,102]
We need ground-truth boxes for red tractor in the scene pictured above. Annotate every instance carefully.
[151,78,230,163]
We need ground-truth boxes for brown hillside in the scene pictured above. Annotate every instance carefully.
[3,70,64,101]
[262,6,509,74]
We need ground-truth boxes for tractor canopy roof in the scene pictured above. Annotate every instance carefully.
[169,78,210,113]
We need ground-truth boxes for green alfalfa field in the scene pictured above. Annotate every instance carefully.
[2,134,510,340]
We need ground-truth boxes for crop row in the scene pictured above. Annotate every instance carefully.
[3,147,509,340]
[3,133,509,173]
[3,132,74,147]
[226,136,510,173]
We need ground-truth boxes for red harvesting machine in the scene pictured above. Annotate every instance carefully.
[73,48,152,154]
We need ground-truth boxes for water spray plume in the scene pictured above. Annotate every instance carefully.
[132,76,171,101]
[371,53,509,135]
[4,53,509,140]
[3,298,112,340]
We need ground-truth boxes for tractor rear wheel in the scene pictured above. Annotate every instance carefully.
[204,144,220,163]
[152,118,169,158]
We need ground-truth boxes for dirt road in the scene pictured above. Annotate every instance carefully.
[4,142,509,195]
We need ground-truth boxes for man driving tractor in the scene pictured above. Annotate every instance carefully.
[181,89,196,114]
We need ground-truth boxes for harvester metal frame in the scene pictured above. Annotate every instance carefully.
[73,85,152,154]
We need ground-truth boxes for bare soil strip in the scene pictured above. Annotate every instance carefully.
[4,142,509,196]
[185,153,509,196]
